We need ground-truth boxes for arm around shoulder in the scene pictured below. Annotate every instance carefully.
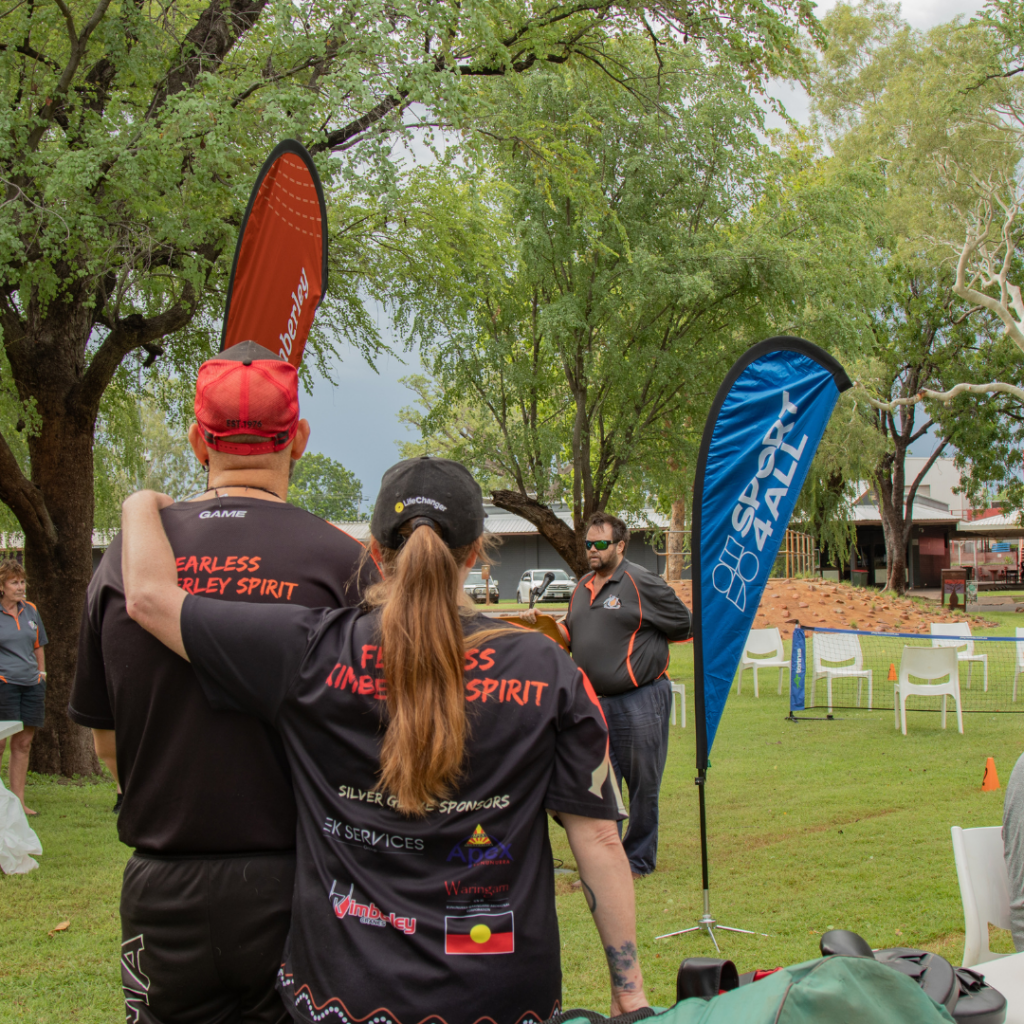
[121,491,188,660]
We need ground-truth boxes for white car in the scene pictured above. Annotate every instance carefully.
[516,569,577,605]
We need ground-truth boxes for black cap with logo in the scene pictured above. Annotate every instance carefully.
[371,456,486,550]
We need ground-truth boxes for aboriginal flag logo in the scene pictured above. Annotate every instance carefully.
[445,911,514,955]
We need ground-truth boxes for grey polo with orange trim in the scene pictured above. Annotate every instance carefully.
[0,599,47,685]
[564,558,691,697]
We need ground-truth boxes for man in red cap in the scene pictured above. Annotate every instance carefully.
[70,341,377,1024]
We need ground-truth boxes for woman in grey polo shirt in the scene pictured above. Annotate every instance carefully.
[0,559,47,816]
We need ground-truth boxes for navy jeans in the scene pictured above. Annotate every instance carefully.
[602,676,671,876]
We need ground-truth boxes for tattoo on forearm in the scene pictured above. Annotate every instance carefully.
[604,941,638,990]
[581,878,596,912]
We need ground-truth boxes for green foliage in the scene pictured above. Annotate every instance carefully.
[809,1,1024,308]
[797,4,1024,565]
[0,0,823,383]
[978,0,1024,80]
[93,391,206,530]
[401,47,882,531]
[398,373,518,495]
[0,0,824,551]
[793,392,884,569]
[288,452,362,521]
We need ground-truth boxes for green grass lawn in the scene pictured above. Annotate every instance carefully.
[3,610,1023,1019]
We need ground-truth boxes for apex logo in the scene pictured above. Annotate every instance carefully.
[447,826,512,868]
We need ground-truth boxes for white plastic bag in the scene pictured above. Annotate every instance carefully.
[0,775,41,874]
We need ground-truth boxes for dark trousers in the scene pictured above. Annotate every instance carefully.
[603,676,671,876]
[120,851,295,1024]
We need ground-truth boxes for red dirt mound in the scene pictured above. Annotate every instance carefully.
[669,578,995,640]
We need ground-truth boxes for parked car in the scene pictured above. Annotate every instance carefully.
[516,569,576,605]
[463,570,499,604]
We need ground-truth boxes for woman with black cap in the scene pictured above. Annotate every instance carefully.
[120,456,647,1024]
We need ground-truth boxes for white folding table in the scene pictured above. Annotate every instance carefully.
[978,952,1024,1024]
[0,720,22,742]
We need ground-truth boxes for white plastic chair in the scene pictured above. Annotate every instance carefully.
[894,646,963,735]
[930,623,988,692]
[811,632,873,714]
[737,628,789,697]
[951,825,1013,967]
[669,681,686,728]
[1013,627,1024,703]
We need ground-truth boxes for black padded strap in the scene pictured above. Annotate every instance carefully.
[547,1008,657,1024]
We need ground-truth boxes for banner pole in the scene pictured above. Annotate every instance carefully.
[656,335,851,949]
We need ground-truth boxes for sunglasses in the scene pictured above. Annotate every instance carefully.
[585,540,613,550]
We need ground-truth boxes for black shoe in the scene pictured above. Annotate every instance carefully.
[112,793,123,813]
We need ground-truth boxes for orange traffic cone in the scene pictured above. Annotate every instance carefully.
[888,663,897,682]
[982,757,1000,792]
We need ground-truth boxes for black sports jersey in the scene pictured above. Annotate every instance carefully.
[564,558,691,696]
[180,597,623,1024]
[69,496,378,854]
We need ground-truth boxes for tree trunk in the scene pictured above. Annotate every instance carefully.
[491,489,589,576]
[666,498,686,581]
[0,288,105,776]
[877,482,908,596]
[887,540,908,593]
[25,385,101,775]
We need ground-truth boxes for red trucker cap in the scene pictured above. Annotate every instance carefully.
[194,341,300,455]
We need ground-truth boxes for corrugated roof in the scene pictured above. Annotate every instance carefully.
[957,512,1024,537]
[329,507,670,539]
[849,501,959,525]
[482,514,550,535]
[331,522,373,542]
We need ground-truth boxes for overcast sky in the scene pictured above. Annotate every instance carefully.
[299,0,986,503]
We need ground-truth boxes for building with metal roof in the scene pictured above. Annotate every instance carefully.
[331,505,672,599]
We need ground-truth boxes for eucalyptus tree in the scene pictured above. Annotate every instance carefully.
[0,0,821,773]
[807,1,1024,585]
[810,1,1024,413]
[857,267,1007,592]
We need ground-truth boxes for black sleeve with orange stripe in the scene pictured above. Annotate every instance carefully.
[635,570,691,641]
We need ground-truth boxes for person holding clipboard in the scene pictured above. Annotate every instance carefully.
[119,455,647,1024]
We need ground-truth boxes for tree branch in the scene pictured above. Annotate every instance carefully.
[0,428,57,551]
[490,488,585,575]
[902,438,949,543]
[76,290,197,417]
[0,42,61,72]
[313,90,409,154]
[24,0,114,151]
[146,0,270,120]
[858,379,1024,412]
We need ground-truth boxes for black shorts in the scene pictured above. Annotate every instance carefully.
[120,850,296,1024]
[0,680,45,728]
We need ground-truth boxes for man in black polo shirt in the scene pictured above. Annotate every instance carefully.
[562,512,691,878]
[69,341,378,1024]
